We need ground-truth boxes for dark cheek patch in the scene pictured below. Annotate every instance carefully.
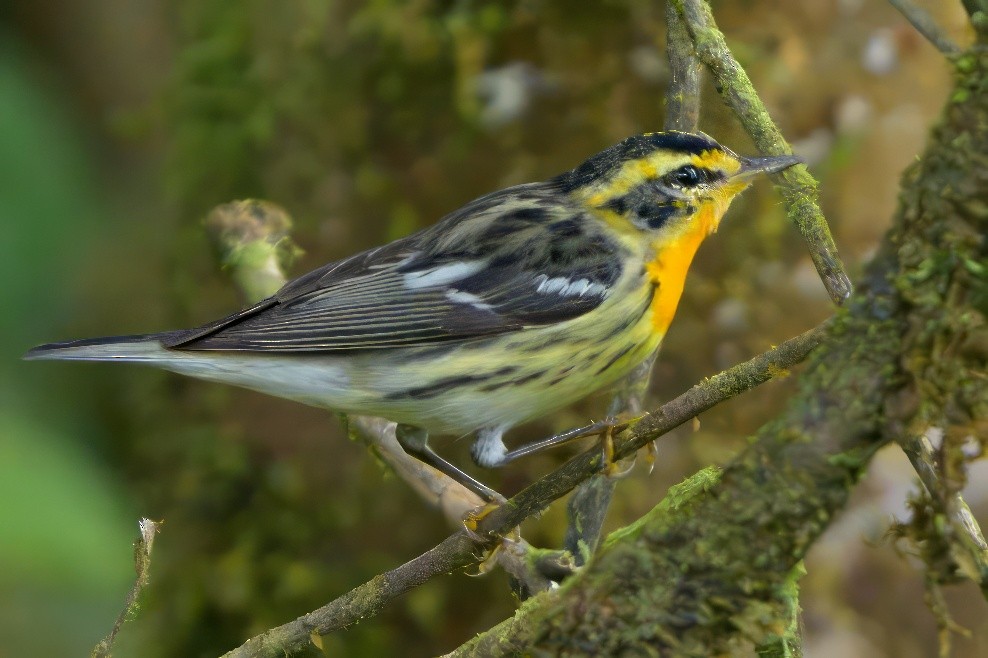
[636,201,679,229]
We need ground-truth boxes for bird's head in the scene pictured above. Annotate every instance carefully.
[562,131,801,241]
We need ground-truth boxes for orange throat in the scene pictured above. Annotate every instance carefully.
[645,204,719,335]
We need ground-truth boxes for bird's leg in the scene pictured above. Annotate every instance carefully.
[456,427,519,536]
[395,424,502,503]
[495,417,635,465]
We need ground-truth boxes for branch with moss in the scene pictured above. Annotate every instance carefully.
[676,0,852,306]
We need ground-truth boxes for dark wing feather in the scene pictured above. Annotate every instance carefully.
[165,182,627,353]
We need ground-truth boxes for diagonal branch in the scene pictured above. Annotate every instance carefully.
[676,0,852,306]
[92,519,159,658]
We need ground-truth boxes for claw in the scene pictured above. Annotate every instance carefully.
[464,541,505,576]
[643,440,658,474]
[461,496,519,573]
[462,499,504,537]
[599,424,636,478]
[600,424,616,471]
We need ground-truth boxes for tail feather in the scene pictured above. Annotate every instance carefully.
[24,334,172,362]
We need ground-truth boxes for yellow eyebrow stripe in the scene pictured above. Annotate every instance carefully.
[690,150,742,175]
[581,148,736,208]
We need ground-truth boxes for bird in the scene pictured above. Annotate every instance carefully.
[25,131,800,500]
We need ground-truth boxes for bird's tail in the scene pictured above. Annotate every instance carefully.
[23,333,175,362]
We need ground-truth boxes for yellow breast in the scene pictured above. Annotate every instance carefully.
[645,204,718,335]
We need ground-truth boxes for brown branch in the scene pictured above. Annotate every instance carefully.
[222,321,829,657]
[676,0,852,306]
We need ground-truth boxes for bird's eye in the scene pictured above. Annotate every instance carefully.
[670,165,703,187]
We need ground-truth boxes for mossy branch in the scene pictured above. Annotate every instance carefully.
[676,0,852,306]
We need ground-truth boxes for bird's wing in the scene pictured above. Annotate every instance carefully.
[164,183,628,352]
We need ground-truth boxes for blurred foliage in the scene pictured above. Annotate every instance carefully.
[0,34,135,656]
[3,0,986,657]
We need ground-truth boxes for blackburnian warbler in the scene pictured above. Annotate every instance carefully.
[26,131,800,498]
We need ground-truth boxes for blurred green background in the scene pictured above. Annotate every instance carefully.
[2,1,984,656]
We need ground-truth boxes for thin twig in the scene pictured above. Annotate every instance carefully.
[888,0,961,54]
[561,0,709,571]
[677,0,853,306]
[898,430,988,594]
[223,320,830,657]
[664,0,702,132]
[91,519,159,658]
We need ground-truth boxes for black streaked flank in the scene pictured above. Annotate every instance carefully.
[477,369,547,392]
[390,366,519,400]
[595,344,636,375]
[581,350,602,364]
[510,370,547,386]
[546,365,578,386]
